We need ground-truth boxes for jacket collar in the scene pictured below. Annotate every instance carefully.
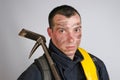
[49,40,84,69]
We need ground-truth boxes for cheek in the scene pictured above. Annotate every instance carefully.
[74,33,82,40]
[57,35,67,43]
[56,35,69,46]
[76,34,82,39]
[75,34,82,45]
[53,33,65,44]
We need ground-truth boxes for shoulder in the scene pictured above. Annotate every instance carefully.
[89,53,109,80]
[17,61,42,80]
[89,53,107,71]
[89,53,109,73]
[89,53,105,67]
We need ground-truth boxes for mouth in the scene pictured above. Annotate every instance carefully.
[66,46,76,50]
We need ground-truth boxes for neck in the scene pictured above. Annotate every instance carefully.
[68,55,74,60]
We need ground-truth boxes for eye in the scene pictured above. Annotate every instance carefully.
[58,28,65,33]
[74,27,81,32]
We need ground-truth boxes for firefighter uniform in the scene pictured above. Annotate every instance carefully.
[18,41,109,80]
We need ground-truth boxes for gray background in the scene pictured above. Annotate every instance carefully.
[0,0,120,80]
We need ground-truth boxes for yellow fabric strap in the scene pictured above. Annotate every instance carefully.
[78,48,98,80]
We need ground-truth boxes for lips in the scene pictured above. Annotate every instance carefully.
[66,46,76,50]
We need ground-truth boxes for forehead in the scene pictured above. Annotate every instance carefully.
[53,14,81,26]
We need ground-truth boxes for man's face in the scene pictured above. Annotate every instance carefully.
[47,14,82,59]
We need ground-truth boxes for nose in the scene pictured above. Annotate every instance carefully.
[67,32,74,43]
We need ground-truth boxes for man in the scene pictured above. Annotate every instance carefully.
[18,5,109,80]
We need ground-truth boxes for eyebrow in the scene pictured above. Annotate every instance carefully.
[55,22,81,27]
[72,22,81,27]
[55,23,81,31]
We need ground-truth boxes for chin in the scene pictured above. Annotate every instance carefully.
[66,51,76,56]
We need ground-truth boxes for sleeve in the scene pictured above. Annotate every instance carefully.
[90,54,110,80]
[17,63,42,80]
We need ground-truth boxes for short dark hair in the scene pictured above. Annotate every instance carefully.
[48,5,81,29]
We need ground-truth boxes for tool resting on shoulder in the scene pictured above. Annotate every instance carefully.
[19,28,61,80]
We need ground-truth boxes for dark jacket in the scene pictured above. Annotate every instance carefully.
[17,41,109,80]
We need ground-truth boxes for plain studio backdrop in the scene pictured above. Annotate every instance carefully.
[0,0,119,80]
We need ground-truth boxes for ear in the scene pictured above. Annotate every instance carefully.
[47,27,52,38]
